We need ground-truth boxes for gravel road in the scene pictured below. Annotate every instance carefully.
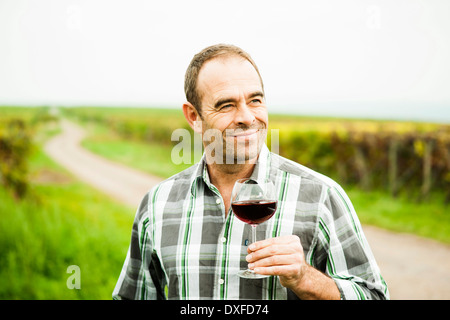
[44,120,450,300]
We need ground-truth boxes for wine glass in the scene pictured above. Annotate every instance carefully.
[231,178,278,279]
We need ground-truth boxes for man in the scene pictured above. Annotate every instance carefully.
[113,44,389,300]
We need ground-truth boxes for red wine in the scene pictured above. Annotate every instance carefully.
[231,200,277,225]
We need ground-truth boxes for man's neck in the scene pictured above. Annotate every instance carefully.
[206,160,257,217]
[207,162,255,188]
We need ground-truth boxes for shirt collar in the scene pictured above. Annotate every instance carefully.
[190,144,271,196]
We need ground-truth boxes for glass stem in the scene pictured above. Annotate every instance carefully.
[249,224,257,273]
[251,224,257,246]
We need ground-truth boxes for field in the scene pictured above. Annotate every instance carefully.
[1,106,449,299]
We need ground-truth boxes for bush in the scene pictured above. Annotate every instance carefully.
[0,119,33,198]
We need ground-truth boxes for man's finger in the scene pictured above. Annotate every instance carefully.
[246,244,298,263]
[248,235,300,252]
[248,253,297,269]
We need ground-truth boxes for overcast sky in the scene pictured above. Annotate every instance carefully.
[1,0,449,122]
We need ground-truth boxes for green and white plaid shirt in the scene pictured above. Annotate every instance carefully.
[113,145,389,300]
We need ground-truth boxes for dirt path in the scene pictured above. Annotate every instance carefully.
[44,120,450,300]
[44,120,162,207]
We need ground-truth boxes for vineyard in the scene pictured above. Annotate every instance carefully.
[65,107,450,202]
[269,116,450,201]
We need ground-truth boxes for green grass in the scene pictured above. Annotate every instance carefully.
[80,122,194,178]
[347,188,450,243]
[0,146,134,299]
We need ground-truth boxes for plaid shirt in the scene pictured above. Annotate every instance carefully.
[113,145,389,300]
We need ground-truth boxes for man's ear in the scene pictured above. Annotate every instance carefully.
[182,102,202,134]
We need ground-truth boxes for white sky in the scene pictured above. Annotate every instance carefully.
[1,0,449,121]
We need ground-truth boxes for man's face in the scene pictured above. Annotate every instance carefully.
[196,56,268,164]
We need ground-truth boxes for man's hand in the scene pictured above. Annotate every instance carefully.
[246,235,305,289]
[246,235,340,300]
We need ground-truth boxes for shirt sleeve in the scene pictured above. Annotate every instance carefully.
[112,191,166,300]
[314,184,390,300]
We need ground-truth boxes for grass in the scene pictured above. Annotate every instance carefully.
[347,188,450,244]
[80,122,194,178]
[0,142,134,299]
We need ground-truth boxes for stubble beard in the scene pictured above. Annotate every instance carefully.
[203,123,267,166]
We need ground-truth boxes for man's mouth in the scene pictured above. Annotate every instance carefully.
[228,129,258,137]
[226,129,259,140]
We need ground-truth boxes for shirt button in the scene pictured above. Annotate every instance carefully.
[216,198,221,205]
[219,279,224,285]
[221,237,227,243]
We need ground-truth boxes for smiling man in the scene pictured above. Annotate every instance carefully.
[183,51,269,215]
[189,52,267,167]
[113,44,389,300]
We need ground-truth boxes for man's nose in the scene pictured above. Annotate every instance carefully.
[234,103,256,127]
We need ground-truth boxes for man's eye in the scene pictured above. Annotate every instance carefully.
[220,104,233,110]
[250,99,261,104]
